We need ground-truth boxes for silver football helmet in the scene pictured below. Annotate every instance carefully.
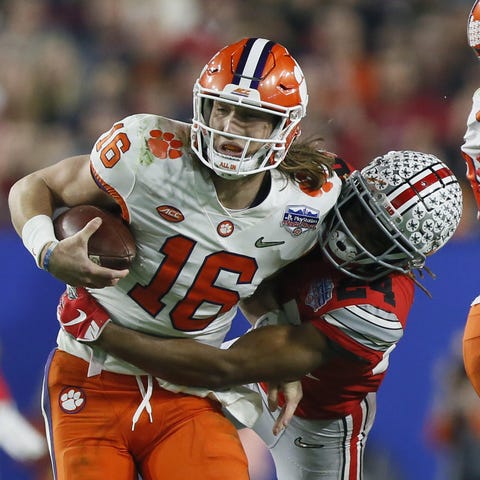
[319,150,463,281]
[468,0,480,59]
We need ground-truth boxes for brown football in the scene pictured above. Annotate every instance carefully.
[53,205,136,270]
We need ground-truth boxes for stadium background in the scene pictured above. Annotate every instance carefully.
[0,0,479,479]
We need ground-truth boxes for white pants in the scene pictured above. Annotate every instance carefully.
[250,384,377,480]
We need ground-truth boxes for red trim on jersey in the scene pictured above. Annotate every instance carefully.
[462,151,480,211]
[273,252,415,419]
[313,319,384,365]
[346,403,363,479]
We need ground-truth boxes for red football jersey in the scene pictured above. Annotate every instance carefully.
[268,248,415,419]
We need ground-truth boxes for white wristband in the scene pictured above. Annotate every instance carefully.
[21,215,58,268]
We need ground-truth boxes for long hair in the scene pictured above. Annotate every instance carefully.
[279,136,335,191]
[184,128,335,190]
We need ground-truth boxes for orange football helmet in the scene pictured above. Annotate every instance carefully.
[468,1,480,58]
[191,37,308,178]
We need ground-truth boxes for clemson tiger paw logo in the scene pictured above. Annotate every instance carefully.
[59,386,86,414]
[299,179,335,197]
[147,130,183,159]
[217,220,234,237]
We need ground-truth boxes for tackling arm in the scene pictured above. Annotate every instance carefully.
[239,271,281,325]
[58,287,330,389]
[96,322,328,389]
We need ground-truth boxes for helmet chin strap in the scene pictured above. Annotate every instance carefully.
[208,151,256,180]
[207,143,271,179]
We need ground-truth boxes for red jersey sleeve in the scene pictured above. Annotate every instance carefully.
[274,253,415,419]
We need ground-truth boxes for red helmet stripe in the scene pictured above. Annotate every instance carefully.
[389,166,454,211]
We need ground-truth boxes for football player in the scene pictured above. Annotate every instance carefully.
[461,0,480,402]
[8,38,342,480]
[57,150,463,479]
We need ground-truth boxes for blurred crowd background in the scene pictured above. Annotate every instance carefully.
[1,0,480,234]
[1,0,480,479]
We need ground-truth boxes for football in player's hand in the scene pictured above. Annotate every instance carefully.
[53,205,136,270]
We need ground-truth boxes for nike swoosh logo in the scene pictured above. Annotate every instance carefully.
[294,437,324,449]
[62,309,87,326]
[255,237,285,248]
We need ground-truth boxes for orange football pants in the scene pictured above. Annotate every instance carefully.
[42,349,249,480]
[463,302,480,397]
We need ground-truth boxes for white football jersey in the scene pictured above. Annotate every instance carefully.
[57,114,342,374]
[462,87,480,213]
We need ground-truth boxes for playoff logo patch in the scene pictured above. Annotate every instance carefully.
[305,278,334,312]
[282,205,320,236]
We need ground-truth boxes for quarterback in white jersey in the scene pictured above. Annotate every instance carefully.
[57,151,463,479]
[61,112,340,376]
[9,38,340,480]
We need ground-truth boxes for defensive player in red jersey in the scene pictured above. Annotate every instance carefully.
[459,0,480,401]
[8,38,342,480]
[57,150,463,479]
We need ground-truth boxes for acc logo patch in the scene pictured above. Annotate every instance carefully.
[59,386,86,414]
[282,205,320,236]
[305,278,334,312]
[157,205,184,223]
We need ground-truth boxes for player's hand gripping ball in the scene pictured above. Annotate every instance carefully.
[53,205,136,270]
